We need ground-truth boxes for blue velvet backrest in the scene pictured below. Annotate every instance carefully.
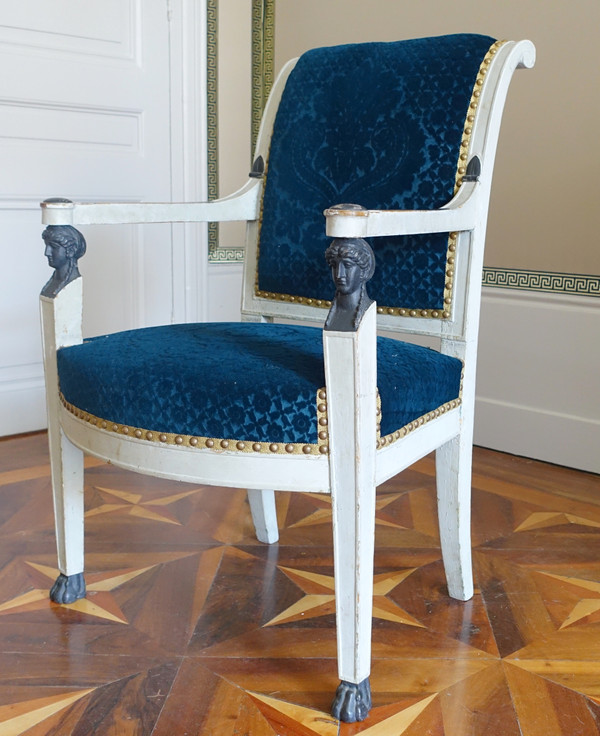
[255,34,497,317]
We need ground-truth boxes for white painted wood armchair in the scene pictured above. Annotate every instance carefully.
[40,35,534,722]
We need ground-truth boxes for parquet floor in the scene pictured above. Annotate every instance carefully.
[1,434,600,735]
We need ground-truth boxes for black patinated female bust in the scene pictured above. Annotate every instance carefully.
[41,225,87,298]
[324,237,376,332]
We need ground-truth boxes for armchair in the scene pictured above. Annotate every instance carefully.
[39,34,534,723]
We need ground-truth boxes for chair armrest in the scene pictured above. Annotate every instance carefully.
[41,178,262,226]
[324,180,479,239]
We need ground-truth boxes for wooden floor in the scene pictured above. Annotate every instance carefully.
[1,434,600,735]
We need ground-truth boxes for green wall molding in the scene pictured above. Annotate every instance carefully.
[207,0,274,264]
[206,0,219,259]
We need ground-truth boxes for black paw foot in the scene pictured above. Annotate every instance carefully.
[331,677,372,723]
[50,573,86,604]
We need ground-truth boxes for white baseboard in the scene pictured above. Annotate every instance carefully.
[475,397,600,473]
[474,288,600,474]
[0,378,47,436]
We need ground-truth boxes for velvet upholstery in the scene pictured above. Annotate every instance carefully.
[257,34,495,310]
[57,323,462,445]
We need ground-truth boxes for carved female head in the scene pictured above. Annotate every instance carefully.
[325,238,375,296]
[42,225,87,269]
[41,225,87,298]
[324,238,376,331]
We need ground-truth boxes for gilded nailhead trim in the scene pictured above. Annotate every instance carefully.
[376,398,463,449]
[316,388,329,455]
[254,290,332,309]
[254,40,507,323]
[59,389,330,457]
[376,366,465,449]
[60,352,462,457]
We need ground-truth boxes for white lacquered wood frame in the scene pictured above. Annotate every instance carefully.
[40,178,262,226]
[247,489,280,544]
[40,281,85,578]
[324,303,377,685]
[58,405,329,492]
[39,38,534,700]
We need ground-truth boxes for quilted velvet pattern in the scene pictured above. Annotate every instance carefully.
[57,323,462,444]
[257,34,495,308]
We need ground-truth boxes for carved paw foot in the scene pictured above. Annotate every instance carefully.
[331,677,372,722]
[49,573,86,604]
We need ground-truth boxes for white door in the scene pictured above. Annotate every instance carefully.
[0,1,206,435]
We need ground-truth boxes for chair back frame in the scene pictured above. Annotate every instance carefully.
[241,40,535,347]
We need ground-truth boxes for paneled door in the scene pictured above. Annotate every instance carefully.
[0,1,206,435]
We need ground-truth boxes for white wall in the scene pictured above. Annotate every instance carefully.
[207,263,244,322]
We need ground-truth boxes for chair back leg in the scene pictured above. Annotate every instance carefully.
[247,489,279,544]
[436,431,474,601]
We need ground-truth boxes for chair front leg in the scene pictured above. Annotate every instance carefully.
[329,459,376,723]
[324,301,377,723]
[40,262,87,605]
[48,427,86,603]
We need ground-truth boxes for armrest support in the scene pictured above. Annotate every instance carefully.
[324,180,479,239]
[41,178,262,226]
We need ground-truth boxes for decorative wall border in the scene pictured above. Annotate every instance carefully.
[206,0,219,258]
[251,0,275,157]
[207,0,275,264]
[482,267,600,297]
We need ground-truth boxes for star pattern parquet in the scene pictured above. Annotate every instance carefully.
[1,432,600,734]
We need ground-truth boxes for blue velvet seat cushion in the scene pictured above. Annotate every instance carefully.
[57,323,462,445]
[257,34,496,309]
